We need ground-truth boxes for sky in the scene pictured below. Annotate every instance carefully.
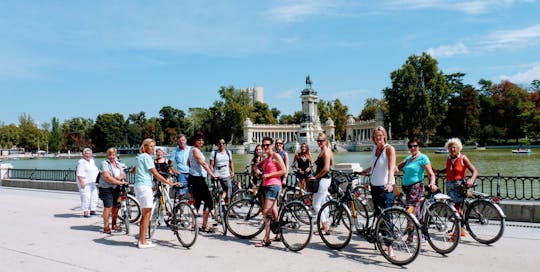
[1,0,540,126]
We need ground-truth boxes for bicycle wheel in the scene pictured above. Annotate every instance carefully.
[424,202,460,254]
[148,200,161,239]
[375,207,420,266]
[351,199,369,234]
[465,200,505,244]
[230,189,249,203]
[213,197,228,236]
[171,201,198,248]
[118,195,141,223]
[225,198,264,239]
[280,201,313,252]
[122,204,131,235]
[318,201,352,250]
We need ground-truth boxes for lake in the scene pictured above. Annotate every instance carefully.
[3,149,540,177]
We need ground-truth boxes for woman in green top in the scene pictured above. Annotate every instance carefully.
[132,138,177,249]
[397,138,437,221]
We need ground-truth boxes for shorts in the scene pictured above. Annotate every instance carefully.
[176,173,189,195]
[264,185,281,200]
[218,176,238,197]
[446,180,465,204]
[135,185,154,209]
[98,187,121,208]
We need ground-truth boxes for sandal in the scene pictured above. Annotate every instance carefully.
[272,235,282,242]
[255,240,271,247]
[112,225,122,232]
[103,228,112,234]
[314,230,330,236]
[199,226,215,233]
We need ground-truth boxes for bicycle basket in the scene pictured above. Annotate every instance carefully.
[329,172,349,194]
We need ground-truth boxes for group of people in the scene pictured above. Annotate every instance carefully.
[75,127,477,250]
[360,126,478,256]
[75,133,237,249]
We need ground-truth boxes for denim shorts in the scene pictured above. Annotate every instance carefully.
[446,180,465,204]
[99,187,120,208]
[264,185,281,200]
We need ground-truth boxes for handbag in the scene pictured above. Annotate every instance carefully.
[307,179,320,193]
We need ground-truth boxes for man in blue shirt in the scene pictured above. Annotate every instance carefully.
[171,134,192,198]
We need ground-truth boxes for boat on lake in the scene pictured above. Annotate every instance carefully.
[434,148,449,154]
[512,148,532,154]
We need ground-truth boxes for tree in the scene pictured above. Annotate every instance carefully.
[205,86,251,144]
[0,123,21,149]
[159,106,186,145]
[359,98,386,120]
[49,117,62,152]
[126,112,147,146]
[92,113,126,152]
[384,53,451,142]
[279,111,304,124]
[18,113,41,152]
[252,101,277,124]
[61,117,94,151]
[318,99,348,140]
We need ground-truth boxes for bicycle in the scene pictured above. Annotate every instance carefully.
[210,177,231,235]
[455,182,506,244]
[225,184,313,252]
[395,185,462,254]
[148,173,198,248]
[317,170,421,266]
[117,183,132,235]
[116,186,141,224]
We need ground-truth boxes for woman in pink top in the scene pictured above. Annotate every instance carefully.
[255,136,286,247]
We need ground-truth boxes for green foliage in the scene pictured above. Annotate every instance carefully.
[359,98,386,120]
[384,53,451,142]
[159,106,186,145]
[0,123,21,148]
[280,111,303,124]
[49,117,62,152]
[252,101,277,124]
[318,99,348,140]
[92,113,126,152]
[61,117,94,152]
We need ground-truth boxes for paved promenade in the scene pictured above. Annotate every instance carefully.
[1,187,538,272]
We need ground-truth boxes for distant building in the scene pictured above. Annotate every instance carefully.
[243,76,334,151]
[240,87,264,105]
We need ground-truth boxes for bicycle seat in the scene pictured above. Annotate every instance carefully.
[433,193,452,202]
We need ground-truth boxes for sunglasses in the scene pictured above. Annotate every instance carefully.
[316,139,324,143]
[218,142,226,145]
[261,144,271,148]
[408,144,419,148]
[276,142,283,145]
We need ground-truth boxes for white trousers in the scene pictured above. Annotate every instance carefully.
[313,177,331,223]
[78,182,99,212]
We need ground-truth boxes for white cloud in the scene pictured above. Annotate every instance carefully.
[265,0,336,23]
[500,63,540,84]
[427,42,469,58]
[384,0,533,15]
[479,24,540,50]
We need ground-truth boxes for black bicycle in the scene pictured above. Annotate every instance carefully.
[455,182,506,244]
[395,185,462,254]
[317,170,421,266]
[210,177,230,235]
[225,184,313,252]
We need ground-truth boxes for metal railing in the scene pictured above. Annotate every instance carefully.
[4,168,540,200]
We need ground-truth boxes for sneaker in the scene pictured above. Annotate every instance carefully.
[138,242,156,249]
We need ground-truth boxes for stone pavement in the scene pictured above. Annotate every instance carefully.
[1,187,538,272]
